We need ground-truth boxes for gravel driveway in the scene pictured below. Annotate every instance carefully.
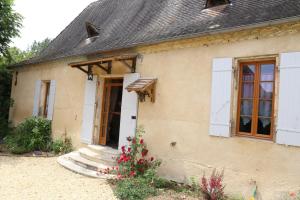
[0,156,117,200]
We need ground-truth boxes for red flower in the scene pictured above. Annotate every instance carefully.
[141,149,148,157]
[150,157,154,161]
[132,138,136,144]
[128,147,131,152]
[140,139,144,144]
[117,174,123,179]
[137,159,144,165]
[130,171,136,177]
[290,192,296,198]
[121,146,126,153]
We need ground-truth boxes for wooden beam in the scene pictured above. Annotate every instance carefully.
[132,58,136,73]
[95,63,109,73]
[76,66,88,74]
[107,61,112,74]
[68,54,138,67]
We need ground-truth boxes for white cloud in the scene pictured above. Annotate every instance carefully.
[12,0,96,50]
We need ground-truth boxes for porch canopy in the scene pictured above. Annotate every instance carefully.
[68,54,138,80]
[126,78,157,102]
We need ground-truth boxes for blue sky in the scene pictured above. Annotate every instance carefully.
[12,0,96,50]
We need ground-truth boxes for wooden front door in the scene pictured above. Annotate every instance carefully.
[99,78,123,147]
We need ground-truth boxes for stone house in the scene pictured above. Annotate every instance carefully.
[10,0,300,198]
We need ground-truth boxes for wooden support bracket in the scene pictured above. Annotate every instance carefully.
[76,66,88,74]
[95,61,112,74]
[117,58,136,73]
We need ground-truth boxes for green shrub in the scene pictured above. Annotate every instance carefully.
[4,117,51,154]
[0,116,12,140]
[114,175,158,200]
[51,137,73,154]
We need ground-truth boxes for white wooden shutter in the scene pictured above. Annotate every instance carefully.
[276,52,300,146]
[33,80,42,116]
[47,80,56,120]
[209,58,233,137]
[80,77,98,144]
[119,73,140,149]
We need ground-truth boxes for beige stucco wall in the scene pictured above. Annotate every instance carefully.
[10,21,300,199]
[135,21,300,199]
[10,57,88,148]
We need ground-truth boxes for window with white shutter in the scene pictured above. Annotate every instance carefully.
[33,80,56,120]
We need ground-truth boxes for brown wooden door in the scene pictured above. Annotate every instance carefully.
[236,60,276,139]
[99,78,123,145]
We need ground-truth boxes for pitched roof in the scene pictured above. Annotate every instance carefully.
[15,0,300,67]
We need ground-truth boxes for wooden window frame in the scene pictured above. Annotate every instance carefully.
[236,60,276,140]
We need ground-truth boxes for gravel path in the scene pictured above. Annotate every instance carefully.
[0,156,117,200]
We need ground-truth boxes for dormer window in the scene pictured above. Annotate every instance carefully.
[205,0,230,8]
[85,22,100,38]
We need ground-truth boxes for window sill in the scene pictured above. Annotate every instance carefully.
[234,133,274,142]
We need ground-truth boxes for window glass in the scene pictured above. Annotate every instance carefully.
[239,116,252,133]
[260,64,274,81]
[259,83,273,99]
[257,118,271,135]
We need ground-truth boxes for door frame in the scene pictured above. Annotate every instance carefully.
[99,77,124,145]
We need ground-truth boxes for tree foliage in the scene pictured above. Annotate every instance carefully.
[0,0,22,56]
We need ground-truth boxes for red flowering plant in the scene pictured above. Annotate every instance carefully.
[200,169,226,200]
[100,128,161,179]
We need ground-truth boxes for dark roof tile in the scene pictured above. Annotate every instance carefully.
[15,0,300,66]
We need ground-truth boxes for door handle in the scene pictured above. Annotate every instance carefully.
[131,116,136,119]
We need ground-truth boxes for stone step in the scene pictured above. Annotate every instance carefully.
[68,151,109,171]
[79,148,117,166]
[57,153,115,179]
[87,145,119,156]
